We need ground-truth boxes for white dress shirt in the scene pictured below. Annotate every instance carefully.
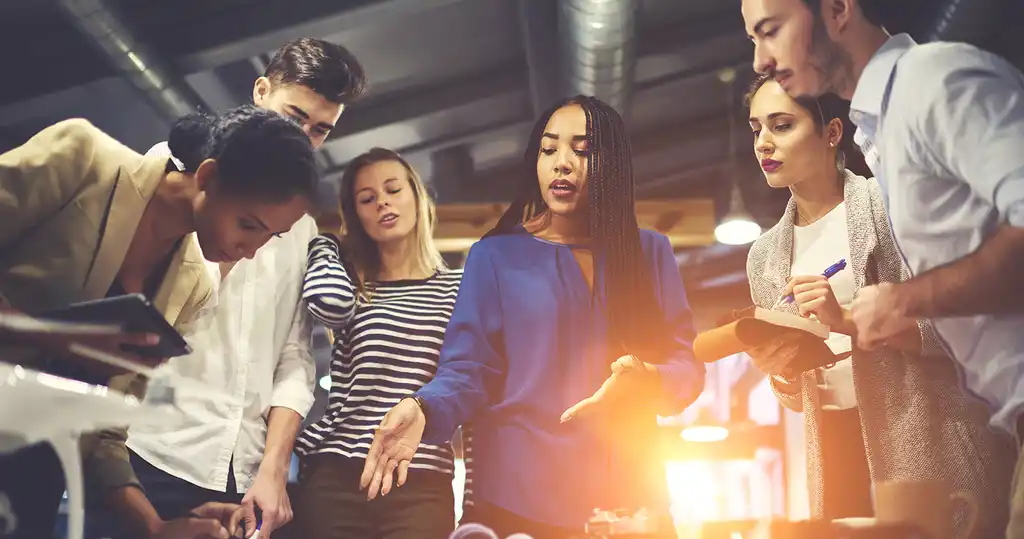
[127,142,317,492]
[849,34,1024,434]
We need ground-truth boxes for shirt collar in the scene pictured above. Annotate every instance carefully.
[849,33,917,119]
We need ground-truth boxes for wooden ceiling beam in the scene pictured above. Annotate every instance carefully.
[433,198,717,252]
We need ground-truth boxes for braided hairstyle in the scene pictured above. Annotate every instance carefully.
[487,95,667,362]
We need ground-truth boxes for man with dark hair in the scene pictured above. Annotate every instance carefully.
[107,37,367,539]
[742,0,1024,536]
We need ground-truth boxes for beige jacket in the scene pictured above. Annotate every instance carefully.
[0,119,213,496]
[746,170,1017,538]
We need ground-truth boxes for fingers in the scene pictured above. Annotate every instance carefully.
[280,492,293,529]
[380,458,398,496]
[239,497,257,538]
[368,457,389,500]
[560,397,593,423]
[261,509,278,538]
[783,275,823,295]
[397,460,410,487]
[796,296,826,317]
[610,355,635,374]
[360,434,383,490]
[227,506,248,538]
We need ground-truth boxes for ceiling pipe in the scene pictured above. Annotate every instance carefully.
[558,0,638,115]
[927,0,1003,44]
[57,0,206,121]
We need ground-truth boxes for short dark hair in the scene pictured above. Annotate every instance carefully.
[264,38,368,105]
[800,0,885,27]
[168,104,319,203]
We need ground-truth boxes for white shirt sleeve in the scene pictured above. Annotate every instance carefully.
[268,216,318,418]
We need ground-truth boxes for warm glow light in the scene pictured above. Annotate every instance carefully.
[681,425,730,443]
[318,375,331,391]
[714,218,761,245]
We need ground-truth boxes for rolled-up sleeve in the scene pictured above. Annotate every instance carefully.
[910,48,1024,226]
[269,297,316,418]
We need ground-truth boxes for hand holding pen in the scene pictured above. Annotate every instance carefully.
[774,258,846,306]
[772,259,851,331]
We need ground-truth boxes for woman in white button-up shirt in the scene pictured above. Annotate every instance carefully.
[742,75,1016,538]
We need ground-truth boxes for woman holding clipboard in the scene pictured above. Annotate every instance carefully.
[743,75,1015,536]
[0,105,318,539]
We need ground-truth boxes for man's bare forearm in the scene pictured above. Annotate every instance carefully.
[893,225,1024,318]
[107,486,164,538]
[260,407,302,475]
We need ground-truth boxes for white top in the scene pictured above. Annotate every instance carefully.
[850,34,1024,433]
[126,142,317,492]
[791,202,856,410]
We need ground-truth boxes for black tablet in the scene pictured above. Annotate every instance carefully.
[41,293,192,359]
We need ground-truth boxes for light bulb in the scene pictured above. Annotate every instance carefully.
[680,424,730,443]
[714,218,761,245]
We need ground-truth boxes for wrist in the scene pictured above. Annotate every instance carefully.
[887,281,919,319]
[144,516,166,538]
[406,395,428,423]
[258,455,290,480]
[838,308,858,337]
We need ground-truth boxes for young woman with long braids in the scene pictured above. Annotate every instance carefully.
[288,148,463,539]
[744,76,1016,536]
[360,96,705,538]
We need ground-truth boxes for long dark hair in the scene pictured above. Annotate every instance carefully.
[487,95,667,362]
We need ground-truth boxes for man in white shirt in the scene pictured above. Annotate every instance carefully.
[117,38,366,539]
[741,0,1024,535]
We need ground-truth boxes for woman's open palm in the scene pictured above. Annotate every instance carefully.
[360,398,425,499]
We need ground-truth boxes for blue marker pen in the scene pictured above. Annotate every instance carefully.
[781,258,847,305]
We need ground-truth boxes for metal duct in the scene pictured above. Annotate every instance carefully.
[927,0,1003,43]
[558,0,638,115]
[57,0,205,121]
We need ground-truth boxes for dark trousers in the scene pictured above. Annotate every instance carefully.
[129,450,243,520]
[86,450,244,539]
[819,407,874,520]
[287,453,454,539]
[0,443,65,539]
[460,501,581,539]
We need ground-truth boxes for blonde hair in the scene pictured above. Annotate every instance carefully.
[338,147,446,298]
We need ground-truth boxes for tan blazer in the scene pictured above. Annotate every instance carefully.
[0,119,213,495]
[746,170,1017,538]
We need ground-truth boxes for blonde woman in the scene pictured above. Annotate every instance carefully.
[289,148,461,539]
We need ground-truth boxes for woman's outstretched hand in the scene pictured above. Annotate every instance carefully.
[560,355,654,423]
[359,397,426,499]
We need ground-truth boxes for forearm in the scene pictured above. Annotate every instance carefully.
[260,407,302,475]
[106,486,163,538]
[302,235,357,328]
[894,225,1024,318]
